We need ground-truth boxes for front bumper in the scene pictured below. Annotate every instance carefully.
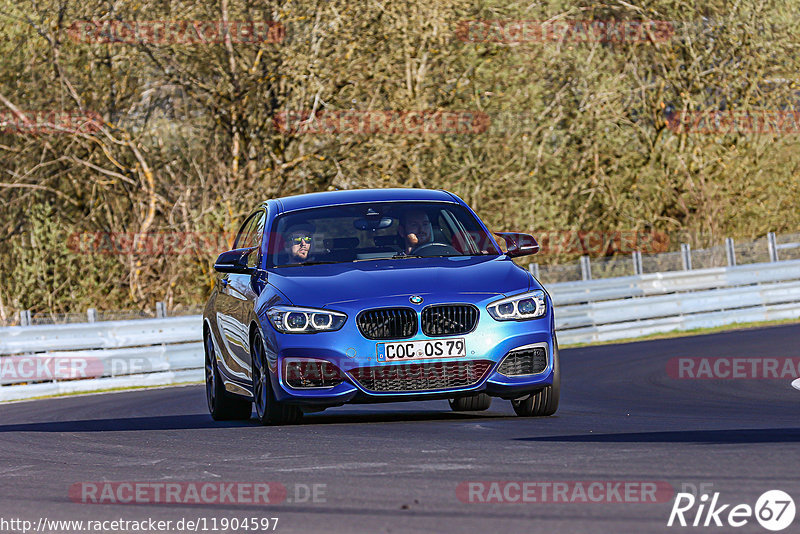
[261,295,556,405]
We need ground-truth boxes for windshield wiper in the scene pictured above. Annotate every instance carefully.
[273,261,341,268]
[391,252,424,259]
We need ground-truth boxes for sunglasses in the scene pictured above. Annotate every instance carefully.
[291,235,313,245]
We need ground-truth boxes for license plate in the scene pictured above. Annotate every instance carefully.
[376,338,466,362]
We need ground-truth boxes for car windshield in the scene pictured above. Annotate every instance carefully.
[268,201,499,267]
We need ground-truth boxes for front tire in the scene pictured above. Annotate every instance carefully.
[205,333,252,421]
[251,331,302,426]
[511,340,560,417]
[449,393,492,411]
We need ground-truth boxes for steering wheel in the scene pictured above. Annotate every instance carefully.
[410,242,460,257]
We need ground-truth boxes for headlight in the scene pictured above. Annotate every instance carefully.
[487,290,547,321]
[267,306,347,333]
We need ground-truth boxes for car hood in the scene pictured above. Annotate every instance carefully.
[266,256,534,307]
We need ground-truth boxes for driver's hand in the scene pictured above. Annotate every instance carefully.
[406,233,419,253]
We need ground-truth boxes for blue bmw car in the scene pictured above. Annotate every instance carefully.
[203,188,559,424]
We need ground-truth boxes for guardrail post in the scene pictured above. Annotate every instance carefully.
[767,232,779,262]
[529,263,540,279]
[681,243,692,270]
[632,250,643,275]
[725,237,736,267]
[156,301,167,318]
[580,255,592,281]
[87,308,97,323]
[20,309,32,326]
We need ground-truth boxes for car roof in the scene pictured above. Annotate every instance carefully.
[269,188,459,213]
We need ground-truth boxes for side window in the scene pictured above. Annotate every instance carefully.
[440,209,476,254]
[233,213,258,249]
[247,211,266,249]
[437,212,455,243]
[246,211,266,268]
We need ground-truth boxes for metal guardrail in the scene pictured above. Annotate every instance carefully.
[547,259,800,305]
[1,260,799,401]
[531,231,800,284]
[0,315,204,401]
[561,281,800,326]
[0,315,200,355]
[550,260,800,344]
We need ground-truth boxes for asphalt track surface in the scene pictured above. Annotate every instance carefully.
[1,324,799,534]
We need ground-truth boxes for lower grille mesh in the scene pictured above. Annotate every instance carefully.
[350,360,493,392]
[498,347,547,376]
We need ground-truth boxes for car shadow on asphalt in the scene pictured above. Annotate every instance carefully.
[300,410,511,425]
[516,427,800,444]
[0,411,510,432]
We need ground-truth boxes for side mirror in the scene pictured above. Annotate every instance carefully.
[494,232,539,258]
[214,247,258,274]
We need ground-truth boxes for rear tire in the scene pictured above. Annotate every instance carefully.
[511,339,560,417]
[205,333,252,421]
[449,393,492,411]
[251,331,303,426]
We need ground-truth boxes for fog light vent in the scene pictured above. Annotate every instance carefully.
[284,359,343,389]
[497,347,547,376]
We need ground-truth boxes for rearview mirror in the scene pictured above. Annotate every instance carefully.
[214,247,258,274]
[494,232,539,258]
[353,217,393,231]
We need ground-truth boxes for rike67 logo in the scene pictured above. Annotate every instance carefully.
[668,490,795,531]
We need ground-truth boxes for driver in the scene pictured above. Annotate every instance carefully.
[282,223,315,264]
[398,209,433,254]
